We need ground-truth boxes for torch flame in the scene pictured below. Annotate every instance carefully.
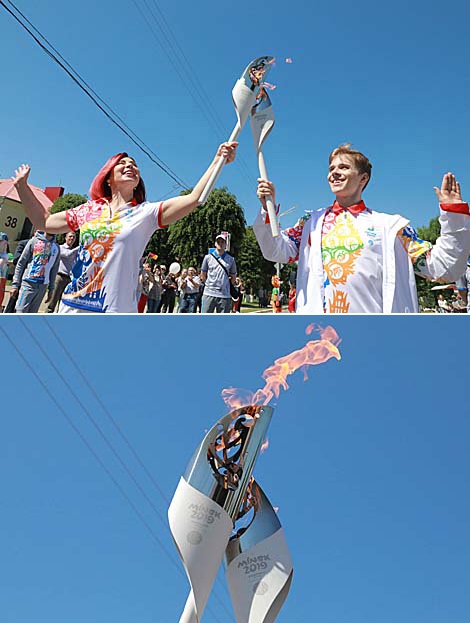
[222,325,341,409]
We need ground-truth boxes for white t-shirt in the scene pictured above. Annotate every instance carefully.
[62,199,164,313]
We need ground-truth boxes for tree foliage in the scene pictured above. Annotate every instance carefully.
[165,187,246,267]
[416,216,442,309]
[237,226,278,293]
[50,193,88,243]
[417,216,440,245]
[146,227,173,267]
[51,193,87,214]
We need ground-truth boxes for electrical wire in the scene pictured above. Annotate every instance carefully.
[0,320,234,622]
[43,317,170,505]
[132,0,256,185]
[0,0,189,189]
[42,315,233,604]
[43,318,233,604]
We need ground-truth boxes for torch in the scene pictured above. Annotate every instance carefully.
[251,88,280,238]
[225,479,293,623]
[198,56,275,205]
[168,405,277,623]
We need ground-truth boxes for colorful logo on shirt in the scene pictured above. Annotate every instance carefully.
[63,205,122,310]
[322,211,364,287]
[26,238,54,283]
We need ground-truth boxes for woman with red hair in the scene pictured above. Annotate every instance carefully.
[11,143,237,313]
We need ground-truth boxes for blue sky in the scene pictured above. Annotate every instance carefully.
[1,316,469,623]
[2,0,470,230]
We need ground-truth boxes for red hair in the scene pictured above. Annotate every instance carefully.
[89,152,146,204]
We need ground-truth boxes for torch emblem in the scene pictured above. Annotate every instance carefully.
[168,405,292,623]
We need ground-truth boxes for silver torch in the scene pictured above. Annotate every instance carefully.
[250,87,280,238]
[168,404,292,623]
[198,56,275,205]
[225,479,293,623]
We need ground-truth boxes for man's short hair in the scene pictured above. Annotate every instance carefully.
[329,144,372,189]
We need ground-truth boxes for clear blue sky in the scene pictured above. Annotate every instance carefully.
[1,316,469,623]
[2,0,470,229]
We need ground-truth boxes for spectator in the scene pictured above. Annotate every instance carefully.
[137,261,152,312]
[437,293,452,313]
[200,233,237,313]
[451,292,466,312]
[0,232,10,310]
[46,230,79,312]
[10,230,60,313]
[288,285,296,313]
[147,265,163,313]
[231,277,243,313]
[196,278,205,313]
[160,262,180,313]
[179,266,201,313]
[176,268,188,311]
[3,236,32,313]
[455,256,470,313]
[271,275,282,313]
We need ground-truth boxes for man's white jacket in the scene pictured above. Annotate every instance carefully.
[253,205,470,313]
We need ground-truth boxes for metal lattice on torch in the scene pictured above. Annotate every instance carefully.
[250,88,280,237]
[198,56,275,205]
[168,404,292,623]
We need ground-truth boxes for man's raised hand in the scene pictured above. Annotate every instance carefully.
[434,172,463,204]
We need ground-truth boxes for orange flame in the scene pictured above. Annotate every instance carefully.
[222,325,341,409]
[260,438,269,453]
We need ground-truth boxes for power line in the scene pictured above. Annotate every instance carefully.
[0,0,189,189]
[0,323,180,572]
[43,317,170,505]
[42,316,233,606]
[1,320,234,622]
[132,0,256,185]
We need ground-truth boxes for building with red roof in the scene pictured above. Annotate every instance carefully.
[0,179,64,253]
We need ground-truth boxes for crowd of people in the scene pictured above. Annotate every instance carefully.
[0,229,249,314]
[2,142,470,314]
[135,250,246,314]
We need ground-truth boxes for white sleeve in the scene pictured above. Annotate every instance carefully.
[253,207,301,264]
[412,207,470,282]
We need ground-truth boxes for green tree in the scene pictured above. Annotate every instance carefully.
[50,193,87,243]
[417,216,440,245]
[50,193,87,215]
[237,226,278,294]
[145,227,173,267]
[165,187,246,267]
[416,216,441,310]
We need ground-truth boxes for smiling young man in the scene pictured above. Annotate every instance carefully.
[254,144,470,313]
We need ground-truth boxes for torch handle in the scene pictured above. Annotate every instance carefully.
[198,124,242,205]
[179,593,197,623]
[258,151,280,238]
